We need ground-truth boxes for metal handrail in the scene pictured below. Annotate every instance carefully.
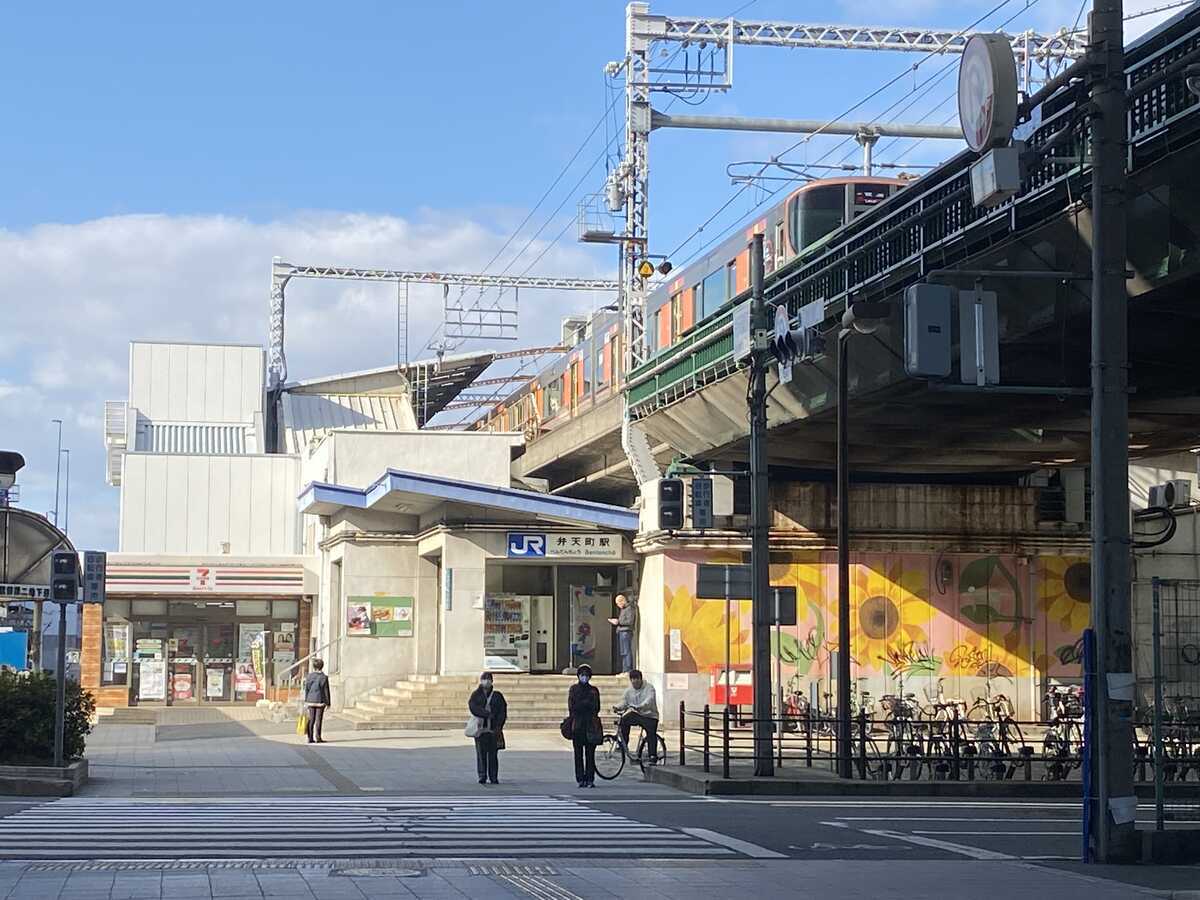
[274,636,340,688]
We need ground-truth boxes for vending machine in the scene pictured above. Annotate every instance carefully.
[483,594,531,671]
[530,595,555,672]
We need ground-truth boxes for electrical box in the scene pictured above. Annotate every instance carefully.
[903,283,952,378]
[969,146,1021,208]
[959,289,1000,386]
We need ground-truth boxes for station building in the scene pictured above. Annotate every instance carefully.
[84,340,638,710]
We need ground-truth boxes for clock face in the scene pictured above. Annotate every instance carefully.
[959,39,995,152]
[958,34,1017,153]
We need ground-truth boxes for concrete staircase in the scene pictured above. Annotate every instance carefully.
[338,673,631,731]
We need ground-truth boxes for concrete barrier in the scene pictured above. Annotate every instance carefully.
[0,759,89,797]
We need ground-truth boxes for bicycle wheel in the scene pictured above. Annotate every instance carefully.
[635,734,670,772]
[593,736,626,780]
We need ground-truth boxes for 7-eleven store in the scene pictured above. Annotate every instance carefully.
[81,556,315,709]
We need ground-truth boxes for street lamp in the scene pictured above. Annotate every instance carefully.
[836,300,889,778]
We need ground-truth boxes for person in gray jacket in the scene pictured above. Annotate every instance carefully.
[303,659,332,743]
[608,593,637,673]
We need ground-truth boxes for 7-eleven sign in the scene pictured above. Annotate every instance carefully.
[189,567,215,591]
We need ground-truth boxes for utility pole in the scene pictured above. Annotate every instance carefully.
[1088,0,1135,864]
[61,450,70,535]
[51,419,62,526]
[748,233,773,777]
[836,329,852,778]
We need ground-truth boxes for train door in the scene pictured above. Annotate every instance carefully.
[569,360,581,415]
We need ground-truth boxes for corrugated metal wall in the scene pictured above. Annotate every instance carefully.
[119,454,299,555]
[128,343,263,424]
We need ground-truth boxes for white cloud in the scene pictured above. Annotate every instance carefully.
[0,211,613,552]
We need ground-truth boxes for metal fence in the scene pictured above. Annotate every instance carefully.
[677,695,1200,797]
[1149,578,1200,826]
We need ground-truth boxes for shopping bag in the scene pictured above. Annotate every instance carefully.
[296,712,308,736]
[559,717,573,741]
[465,716,483,738]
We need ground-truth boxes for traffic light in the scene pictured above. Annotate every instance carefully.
[658,478,684,529]
[50,551,79,603]
[769,310,826,367]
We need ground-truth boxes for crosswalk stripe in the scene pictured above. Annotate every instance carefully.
[0,796,735,861]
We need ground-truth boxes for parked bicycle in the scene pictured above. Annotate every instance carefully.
[594,713,668,780]
[1042,685,1084,781]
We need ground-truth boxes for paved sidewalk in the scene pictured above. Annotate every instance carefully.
[0,859,1177,899]
[81,721,675,798]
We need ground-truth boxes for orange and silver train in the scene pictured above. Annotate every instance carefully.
[475,176,907,440]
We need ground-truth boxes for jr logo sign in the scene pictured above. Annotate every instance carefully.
[507,533,547,558]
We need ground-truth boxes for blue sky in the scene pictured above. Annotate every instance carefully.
[0,0,1179,552]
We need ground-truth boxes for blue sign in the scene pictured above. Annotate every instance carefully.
[506,533,547,558]
[0,630,29,670]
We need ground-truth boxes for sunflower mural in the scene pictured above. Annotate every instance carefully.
[663,584,751,673]
[851,559,936,675]
[768,558,829,680]
[1037,557,1091,674]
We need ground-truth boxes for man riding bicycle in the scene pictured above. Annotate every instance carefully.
[615,669,660,764]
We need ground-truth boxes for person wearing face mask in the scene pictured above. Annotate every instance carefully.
[567,664,601,788]
[468,673,507,785]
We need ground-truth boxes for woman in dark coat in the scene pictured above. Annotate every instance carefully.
[468,673,507,785]
[568,664,601,788]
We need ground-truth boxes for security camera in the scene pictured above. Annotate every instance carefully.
[1186,63,1200,98]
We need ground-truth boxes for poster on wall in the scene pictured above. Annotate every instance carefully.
[273,624,296,663]
[569,585,611,666]
[172,671,194,701]
[235,661,257,693]
[237,624,265,659]
[347,602,372,636]
[206,669,225,698]
[138,660,166,700]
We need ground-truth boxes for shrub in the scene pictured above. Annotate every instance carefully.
[0,670,95,766]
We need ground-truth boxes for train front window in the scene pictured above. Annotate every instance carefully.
[789,184,846,252]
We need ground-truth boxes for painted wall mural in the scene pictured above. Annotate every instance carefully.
[660,550,1091,718]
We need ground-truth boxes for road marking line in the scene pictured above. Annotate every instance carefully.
[912,830,1076,836]
[819,821,850,829]
[856,828,1014,860]
[681,827,786,858]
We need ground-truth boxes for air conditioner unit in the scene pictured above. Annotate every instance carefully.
[1148,479,1191,510]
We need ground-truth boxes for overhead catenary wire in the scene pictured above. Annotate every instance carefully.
[666,0,1046,272]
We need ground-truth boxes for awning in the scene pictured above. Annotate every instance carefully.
[299,469,638,532]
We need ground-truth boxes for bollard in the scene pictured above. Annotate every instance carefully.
[703,704,711,773]
[805,713,813,768]
[951,709,962,781]
[722,705,731,780]
[964,744,977,781]
[1021,745,1034,782]
[857,710,868,780]
[679,701,686,767]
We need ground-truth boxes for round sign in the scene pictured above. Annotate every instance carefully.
[957,33,1018,153]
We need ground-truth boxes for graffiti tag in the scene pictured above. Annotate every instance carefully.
[1055,637,1085,667]
[883,641,940,675]
[947,643,989,672]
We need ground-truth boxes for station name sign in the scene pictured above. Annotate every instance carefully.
[506,532,622,560]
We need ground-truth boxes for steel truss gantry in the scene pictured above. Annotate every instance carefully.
[610,2,1086,485]
[267,258,617,389]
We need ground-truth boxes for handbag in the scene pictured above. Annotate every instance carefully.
[465,715,483,738]
[586,715,604,745]
[559,717,573,741]
[495,729,506,751]
[296,712,308,736]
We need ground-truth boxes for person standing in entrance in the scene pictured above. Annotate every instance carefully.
[568,664,601,788]
[303,659,331,744]
[468,673,507,785]
[608,594,636,673]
